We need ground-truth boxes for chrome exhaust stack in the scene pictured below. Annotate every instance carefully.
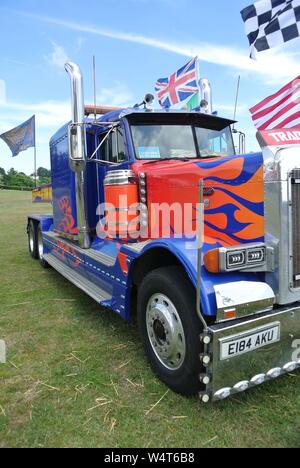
[199,78,212,114]
[65,61,90,249]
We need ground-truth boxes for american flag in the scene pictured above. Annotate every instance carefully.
[155,57,199,108]
[250,76,300,130]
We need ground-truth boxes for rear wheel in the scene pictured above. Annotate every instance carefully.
[37,225,50,269]
[28,220,38,259]
[137,266,204,395]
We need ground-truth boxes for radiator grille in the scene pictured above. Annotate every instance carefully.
[291,169,300,288]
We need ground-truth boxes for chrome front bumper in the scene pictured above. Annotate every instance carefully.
[202,304,300,402]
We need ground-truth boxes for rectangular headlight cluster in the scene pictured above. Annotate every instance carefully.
[222,244,266,272]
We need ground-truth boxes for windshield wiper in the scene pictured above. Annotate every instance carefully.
[144,157,190,165]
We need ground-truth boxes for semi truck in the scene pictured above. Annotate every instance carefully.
[27,62,300,403]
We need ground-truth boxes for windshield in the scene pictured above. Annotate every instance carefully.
[131,124,234,160]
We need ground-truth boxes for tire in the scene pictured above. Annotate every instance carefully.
[137,266,204,396]
[28,220,38,259]
[37,225,50,269]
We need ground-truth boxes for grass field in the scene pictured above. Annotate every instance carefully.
[0,190,300,448]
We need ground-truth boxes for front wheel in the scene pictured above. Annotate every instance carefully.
[137,266,204,396]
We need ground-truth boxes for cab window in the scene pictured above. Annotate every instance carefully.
[99,127,127,163]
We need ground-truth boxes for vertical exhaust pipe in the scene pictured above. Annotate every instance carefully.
[199,78,212,114]
[65,62,90,249]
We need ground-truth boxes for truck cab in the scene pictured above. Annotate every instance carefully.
[27,62,300,403]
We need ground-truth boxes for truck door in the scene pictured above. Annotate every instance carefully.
[96,126,129,204]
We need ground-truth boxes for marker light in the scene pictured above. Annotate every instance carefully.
[200,333,211,345]
[200,353,211,366]
[203,249,220,273]
[233,381,249,392]
[283,362,297,372]
[223,309,237,320]
[199,392,210,403]
[267,368,281,379]
[250,374,266,385]
[199,374,210,385]
[214,387,231,400]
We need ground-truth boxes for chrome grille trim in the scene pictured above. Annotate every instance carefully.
[290,169,300,289]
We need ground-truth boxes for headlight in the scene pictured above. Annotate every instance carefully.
[227,250,246,269]
[204,244,267,273]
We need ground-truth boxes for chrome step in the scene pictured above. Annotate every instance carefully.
[44,253,112,304]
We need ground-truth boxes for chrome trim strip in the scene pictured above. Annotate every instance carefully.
[44,232,116,267]
[123,240,153,253]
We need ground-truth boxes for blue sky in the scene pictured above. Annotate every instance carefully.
[1,0,300,174]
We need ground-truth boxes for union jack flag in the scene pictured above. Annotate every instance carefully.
[155,57,199,108]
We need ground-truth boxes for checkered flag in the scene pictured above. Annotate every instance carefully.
[241,0,300,58]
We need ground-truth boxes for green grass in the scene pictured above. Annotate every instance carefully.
[0,190,300,448]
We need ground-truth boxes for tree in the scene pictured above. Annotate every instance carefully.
[36,167,51,185]
[37,167,51,178]
[4,168,35,189]
[0,167,5,185]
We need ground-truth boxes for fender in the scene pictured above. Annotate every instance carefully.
[27,214,53,232]
[124,237,265,318]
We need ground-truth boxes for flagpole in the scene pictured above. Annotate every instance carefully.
[34,145,37,188]
[196,58,201,108]
[34,115,37,188]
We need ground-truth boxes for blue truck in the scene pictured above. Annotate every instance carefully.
[27,62,300,402]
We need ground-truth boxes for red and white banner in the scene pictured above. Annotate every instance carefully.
[257,128,300,147]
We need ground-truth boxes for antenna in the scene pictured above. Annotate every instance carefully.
[233,75,241,129]
[93,55,97,122]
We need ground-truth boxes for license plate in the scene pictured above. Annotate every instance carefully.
[220,323,280,360]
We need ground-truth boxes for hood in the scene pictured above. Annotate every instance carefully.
[132,153,265,247]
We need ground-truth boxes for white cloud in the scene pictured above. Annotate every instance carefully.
[76,37,86,51]
[0,100,70,130]
[14,11,300,85]
[0,79,6,105]
[97,83,134,108]
[0,82,135,132]
[46,41,70,68]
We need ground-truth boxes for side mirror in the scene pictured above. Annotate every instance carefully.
[68,122,87,171]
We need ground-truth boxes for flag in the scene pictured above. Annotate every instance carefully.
[241,0,300,59]
[186,92,200,111]
[0,115,35,157]
[250,76,300,129]
[155,57,199,108]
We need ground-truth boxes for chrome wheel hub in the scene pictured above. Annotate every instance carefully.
[38,231,44,260]
[146,293,186,370]
[29,228,34,252]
